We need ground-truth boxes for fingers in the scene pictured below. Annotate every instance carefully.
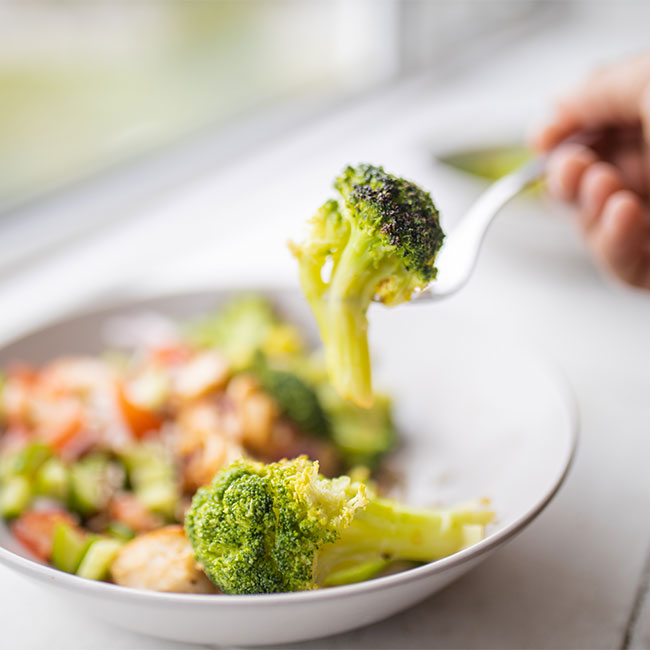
[546,144,597,201]
[577,162,625,233]
[608,144,649,198]
[589,190,650,288]
[535,54,650,289]
[532,112,580,152]
[547,143,650,289]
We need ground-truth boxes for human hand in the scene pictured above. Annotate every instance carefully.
[532,52,650,288]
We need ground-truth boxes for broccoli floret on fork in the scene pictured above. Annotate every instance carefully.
[290,164,444,408]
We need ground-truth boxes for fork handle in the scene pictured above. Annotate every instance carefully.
[428,154,547,298]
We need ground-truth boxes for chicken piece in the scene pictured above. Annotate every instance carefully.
[110,526,217,593]
[225,373,258,404]
[177,400,242,451]
[172,350,230,402]
[226,374,278,453]
[239,391,277,453]
[182,432,244,490]
[175,400,245,490]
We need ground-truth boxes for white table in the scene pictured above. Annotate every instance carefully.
[2,7,650,648]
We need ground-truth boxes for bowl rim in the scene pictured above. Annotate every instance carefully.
[0,287,579,607]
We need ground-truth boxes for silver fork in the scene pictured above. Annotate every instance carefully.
[406,154,547,301]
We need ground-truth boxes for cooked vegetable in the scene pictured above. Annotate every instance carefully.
[321,388,396,468]
[290,164,444,407]
[0,293,490,593]
[185,457,492,594]
[121,443,178,519]
[105,521,135,541]
[117,381,162,438]
[187,295,304,369]
[51,522,92,573]
[69,454,124,516]
[35,457,70,501]
[77,538,123,580]
[253,356,330,439]
[1,442,51,481]
[10,510,77,560]
[185,456,365,593]
[0,476,31,518]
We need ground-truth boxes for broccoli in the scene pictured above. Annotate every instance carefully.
[185,457,366,593]
[290,164,444,408]
[252,354,330,439]
[321,387,396,469]
[185,457,492,594]
[282,352,396,467]
[186,295,304,369]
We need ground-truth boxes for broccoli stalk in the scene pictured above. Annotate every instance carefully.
[290,164,444,408]
[185,457,492,594]
[315,497,493,587]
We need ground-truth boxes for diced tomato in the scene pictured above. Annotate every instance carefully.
[116,382,162,439]
[150,343,193,367]
[109,493,162,533]
[37,399,85,451]
[11,509,76,561]
[57,428,100,463]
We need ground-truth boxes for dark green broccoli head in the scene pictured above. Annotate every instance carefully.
[290,163,444,407]
[253,356,331,439]
[185,457,367,594]
[334,163,444,288]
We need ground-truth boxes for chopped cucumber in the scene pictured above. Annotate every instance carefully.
[35,458,69,501]
[1,442,51,481]
[51,523,92,574]
[121,444,178,519]
[76,538,123,581]
[122,444,174,484]
[69,455,123,516]
[131,462,172,486]
[0,475,31,517]
[136,481,178,519]
[105,521,135,541]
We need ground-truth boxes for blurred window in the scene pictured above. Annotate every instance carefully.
[0,0,551,214]
[0,0,399,211]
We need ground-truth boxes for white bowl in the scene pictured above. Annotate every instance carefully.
[0,289,577,646]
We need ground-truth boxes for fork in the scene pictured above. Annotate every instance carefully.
[409,154,547,302]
